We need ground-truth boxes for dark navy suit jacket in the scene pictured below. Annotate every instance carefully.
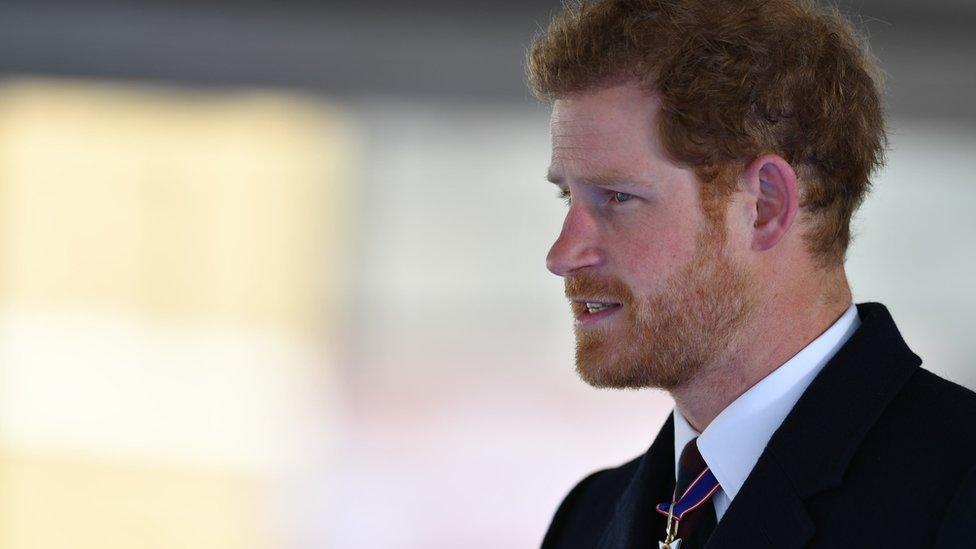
[541,303,976,548]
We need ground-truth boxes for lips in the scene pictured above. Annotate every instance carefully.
[570,299,623,326]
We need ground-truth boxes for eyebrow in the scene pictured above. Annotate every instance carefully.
[546,169,642,189]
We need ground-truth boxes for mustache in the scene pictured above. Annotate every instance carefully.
[564,273,634,304]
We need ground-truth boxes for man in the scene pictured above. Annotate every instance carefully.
[527,1,976,548]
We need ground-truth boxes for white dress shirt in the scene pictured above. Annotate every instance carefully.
[672,303,860,522]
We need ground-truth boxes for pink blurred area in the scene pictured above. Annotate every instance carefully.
[330,366,672,548]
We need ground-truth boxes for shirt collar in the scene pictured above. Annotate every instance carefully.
[672,303,860,500]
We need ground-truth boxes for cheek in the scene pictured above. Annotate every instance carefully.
[615,220,699,289]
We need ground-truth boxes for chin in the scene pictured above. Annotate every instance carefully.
[574,337,697,391]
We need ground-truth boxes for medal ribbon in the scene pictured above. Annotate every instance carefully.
[655,467,721,521]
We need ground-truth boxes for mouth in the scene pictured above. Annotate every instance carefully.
[570,299,623,326]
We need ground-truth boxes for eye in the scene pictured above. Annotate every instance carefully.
[612,191,633,203]
[557,188,571,206]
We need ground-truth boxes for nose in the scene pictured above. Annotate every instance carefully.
[546,204,604,277]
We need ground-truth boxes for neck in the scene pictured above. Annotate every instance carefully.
[671,272,853,433]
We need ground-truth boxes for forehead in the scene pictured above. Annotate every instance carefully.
[549,84,668,181]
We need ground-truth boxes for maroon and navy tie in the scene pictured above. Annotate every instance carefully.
[655,436,720,548]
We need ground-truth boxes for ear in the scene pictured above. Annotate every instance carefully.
[744,154,799,252]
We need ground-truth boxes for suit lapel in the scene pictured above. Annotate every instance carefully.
[598,414,676,549]
[704,444,814,548]
[705,303,922,548]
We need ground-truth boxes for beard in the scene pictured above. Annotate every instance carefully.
[565,222,757,391]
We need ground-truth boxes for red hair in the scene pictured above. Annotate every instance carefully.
[528,0,886,267]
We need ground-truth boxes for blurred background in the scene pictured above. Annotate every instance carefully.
[0,0,973,547]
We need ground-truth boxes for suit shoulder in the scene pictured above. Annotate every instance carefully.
[908,367,976,435]
[541,454,643,548]
[879,367,976,461]
[575,453,644,497]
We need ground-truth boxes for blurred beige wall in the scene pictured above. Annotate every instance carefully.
[0,78,356,549]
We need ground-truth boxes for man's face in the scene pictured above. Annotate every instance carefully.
[546,83,756,390]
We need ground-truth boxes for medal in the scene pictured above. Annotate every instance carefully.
[658,502,682,549]
[656,467,720,547]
